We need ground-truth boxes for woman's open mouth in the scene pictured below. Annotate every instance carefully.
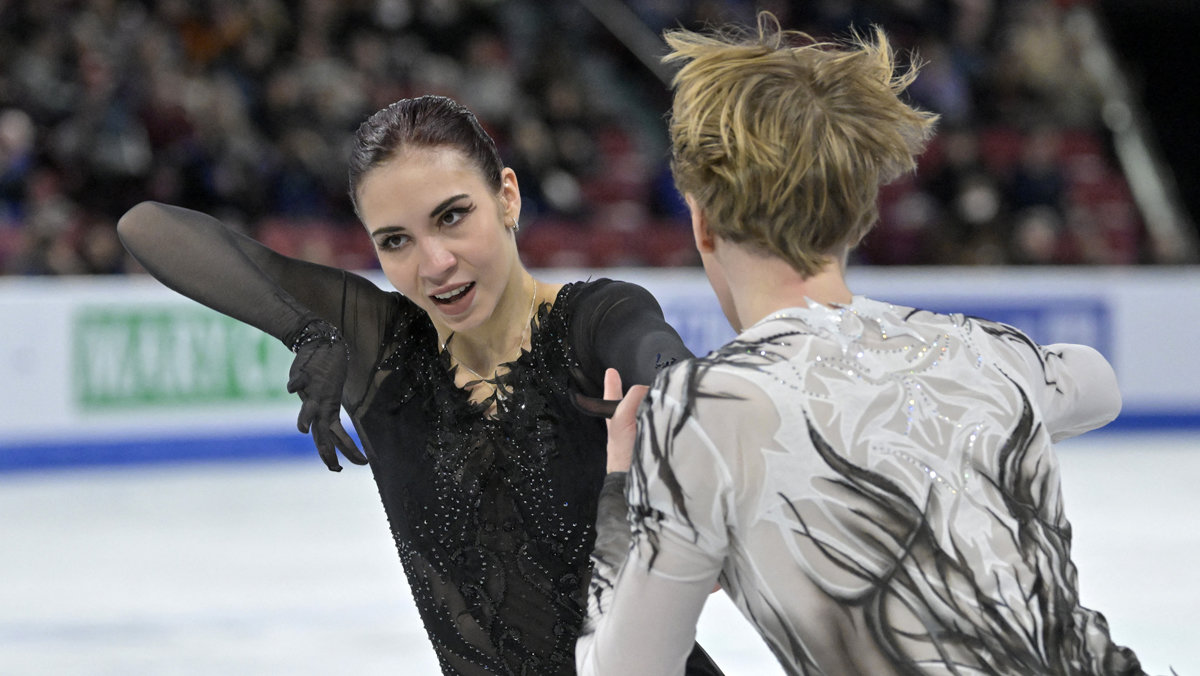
[430,282,475,306]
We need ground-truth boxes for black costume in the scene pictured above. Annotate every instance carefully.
[118,202,721,675]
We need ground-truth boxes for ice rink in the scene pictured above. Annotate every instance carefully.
[2,429,1195,675]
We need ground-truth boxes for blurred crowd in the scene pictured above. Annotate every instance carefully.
[0,0,1154,275]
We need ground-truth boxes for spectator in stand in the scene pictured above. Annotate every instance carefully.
[0,0,1159,273]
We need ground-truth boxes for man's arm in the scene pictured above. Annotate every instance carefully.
[577,386,729,676]
[977,318,1121,442]
[1035,343,1121,442]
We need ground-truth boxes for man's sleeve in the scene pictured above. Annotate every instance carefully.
[577,390,732,676]
[977,319,1121,442]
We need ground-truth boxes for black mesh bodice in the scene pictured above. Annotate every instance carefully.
[355,282,660,675]
[115,202,706,675]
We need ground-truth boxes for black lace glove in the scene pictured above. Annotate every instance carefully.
[285,320,368,471]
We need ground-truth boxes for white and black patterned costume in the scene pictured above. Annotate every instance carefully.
[580,297,1145,676]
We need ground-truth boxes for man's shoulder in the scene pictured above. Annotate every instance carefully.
[650,351,775,419]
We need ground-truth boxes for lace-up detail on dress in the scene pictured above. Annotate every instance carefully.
[363,283,607,675]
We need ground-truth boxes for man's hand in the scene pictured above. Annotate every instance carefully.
[603,368,649,474]
[286,320,368,471]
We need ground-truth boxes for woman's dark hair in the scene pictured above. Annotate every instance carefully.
[348,95,504,215]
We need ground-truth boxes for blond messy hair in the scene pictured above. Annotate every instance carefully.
[665,13,938,276]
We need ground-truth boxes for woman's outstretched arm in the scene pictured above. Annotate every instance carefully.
[118,201,391,469]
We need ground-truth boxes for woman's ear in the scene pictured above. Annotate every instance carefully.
[686,194,715,253]
[499,167,522,226]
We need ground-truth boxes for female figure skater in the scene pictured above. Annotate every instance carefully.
[118,95,720,675]
[578,15,1147,675]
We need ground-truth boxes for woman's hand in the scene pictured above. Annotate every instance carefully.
[603,368,649,474]
[286,320,369,471]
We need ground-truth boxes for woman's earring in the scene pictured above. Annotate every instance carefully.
[509,219,521,233]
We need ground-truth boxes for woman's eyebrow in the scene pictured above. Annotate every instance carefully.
[369,224,405,238]
[430,194,469,218]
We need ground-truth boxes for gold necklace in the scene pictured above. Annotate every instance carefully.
[443,278,537,382]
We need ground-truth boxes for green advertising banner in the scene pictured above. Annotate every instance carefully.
[73,306,293,409]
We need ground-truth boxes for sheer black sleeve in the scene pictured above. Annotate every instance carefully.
[117,201,394,401]
[570,279,693,393]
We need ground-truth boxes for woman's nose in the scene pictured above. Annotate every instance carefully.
[418,237,456,277]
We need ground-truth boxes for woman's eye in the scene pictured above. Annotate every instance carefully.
[440,206,472,226]
[379,234,410,250]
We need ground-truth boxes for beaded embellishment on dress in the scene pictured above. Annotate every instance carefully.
[368,282,608,675]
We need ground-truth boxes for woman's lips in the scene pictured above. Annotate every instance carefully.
[429,282,476,315]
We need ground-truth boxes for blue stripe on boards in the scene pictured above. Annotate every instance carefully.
[0,432,317,472]
[1103,410,1200,432]
[1,411,1194,472]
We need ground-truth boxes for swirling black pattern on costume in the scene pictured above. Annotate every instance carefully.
[629,303,1146,675]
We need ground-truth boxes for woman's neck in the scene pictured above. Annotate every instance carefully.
[440,272,539,375]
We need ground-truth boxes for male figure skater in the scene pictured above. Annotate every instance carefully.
[577,13,1145,676]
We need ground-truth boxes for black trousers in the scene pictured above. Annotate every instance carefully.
[685,643,724,676]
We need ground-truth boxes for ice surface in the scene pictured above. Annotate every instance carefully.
[1,431,1194,675]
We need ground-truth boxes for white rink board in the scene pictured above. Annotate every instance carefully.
[1,266,1198,464]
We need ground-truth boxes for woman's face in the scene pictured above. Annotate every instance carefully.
[356,146,522,336]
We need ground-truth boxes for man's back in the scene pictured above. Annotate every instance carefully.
[624,296,1141,674]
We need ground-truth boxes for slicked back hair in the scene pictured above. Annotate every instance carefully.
[348,95,504,217]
